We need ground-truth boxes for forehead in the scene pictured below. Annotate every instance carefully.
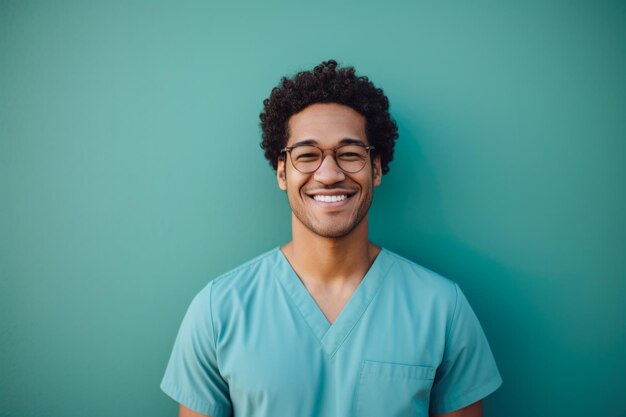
[286,103,368,146]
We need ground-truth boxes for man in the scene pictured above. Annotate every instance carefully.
[161,60,502,417]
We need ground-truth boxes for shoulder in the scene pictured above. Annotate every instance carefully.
[212,247,280,288]
[379,248,460,308]
[381,249,457,291]
[189,247,281,309]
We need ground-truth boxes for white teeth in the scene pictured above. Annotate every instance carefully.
[313,194,347,203]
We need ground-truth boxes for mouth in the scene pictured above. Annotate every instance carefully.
[305,189,357,206]
[313,194,348,203]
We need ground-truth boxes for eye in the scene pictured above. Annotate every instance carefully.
[338,152,361,159]
[295,152,320,161]
[337,146,366,161]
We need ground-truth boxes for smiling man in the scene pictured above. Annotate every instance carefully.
[161,60,502,417]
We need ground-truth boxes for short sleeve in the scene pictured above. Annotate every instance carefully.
[160,281,232,417]
[429,283,503,414]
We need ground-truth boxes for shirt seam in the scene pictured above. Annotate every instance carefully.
[161,380,231,417]
[445,283,461,347]
[208,281,223,375]
[327,253,396,357]
[430,373,503,414]
[272,252,328,352]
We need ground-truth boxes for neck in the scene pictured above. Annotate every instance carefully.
[281,214,380,285]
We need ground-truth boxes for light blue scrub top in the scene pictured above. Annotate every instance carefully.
[161,248,502,417]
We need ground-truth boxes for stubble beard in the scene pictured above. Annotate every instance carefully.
[288,189,373,239]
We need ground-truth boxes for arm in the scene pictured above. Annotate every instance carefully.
[179,404,210,417]
[431,400,483,417]
[161,283,232,417]
[429,284,501,414]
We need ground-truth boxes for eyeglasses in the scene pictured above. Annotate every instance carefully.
[281,143,375,174]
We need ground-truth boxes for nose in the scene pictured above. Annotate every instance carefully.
[313,151,346,184]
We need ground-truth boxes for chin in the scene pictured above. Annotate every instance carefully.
[312,228,356,239]
[304,217,364,239]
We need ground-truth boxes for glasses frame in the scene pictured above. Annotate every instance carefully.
[281,142,376,174]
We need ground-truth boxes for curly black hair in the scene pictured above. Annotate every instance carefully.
[259,60,399,175]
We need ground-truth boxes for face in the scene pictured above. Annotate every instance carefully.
[277,103,382,239]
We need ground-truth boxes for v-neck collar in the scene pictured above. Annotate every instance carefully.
[274,247,394,357]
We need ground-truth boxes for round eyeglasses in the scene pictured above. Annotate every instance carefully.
[281,143,375,174]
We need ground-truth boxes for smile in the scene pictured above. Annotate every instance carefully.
[313,194,348,203]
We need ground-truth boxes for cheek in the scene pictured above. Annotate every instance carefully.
[285,174,307,198]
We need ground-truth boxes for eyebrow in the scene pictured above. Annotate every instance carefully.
[291,138,367,147]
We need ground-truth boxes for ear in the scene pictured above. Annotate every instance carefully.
[372,155,382,187]
[277,158,287,190]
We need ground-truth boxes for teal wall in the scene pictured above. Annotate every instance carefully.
[2,1,625,416]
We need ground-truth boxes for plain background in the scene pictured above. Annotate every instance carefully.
[1,1,625,416]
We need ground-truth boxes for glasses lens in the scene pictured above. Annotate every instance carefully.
[335,144,368,173]
[289,144,370,173]
[290,145,323,173]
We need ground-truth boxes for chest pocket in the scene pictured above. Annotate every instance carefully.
[355,360,435,417]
